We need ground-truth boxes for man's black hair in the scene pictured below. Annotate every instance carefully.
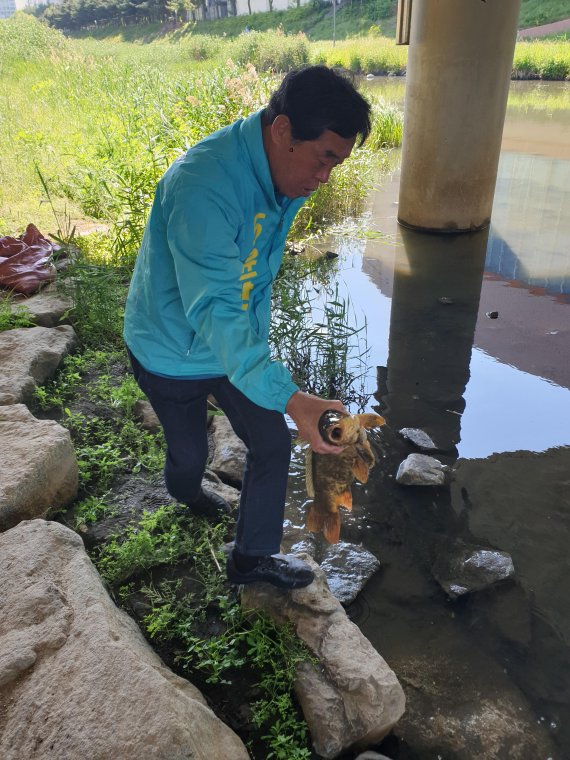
[263,65,372,147]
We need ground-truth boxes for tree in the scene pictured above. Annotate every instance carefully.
[166,0,194,22]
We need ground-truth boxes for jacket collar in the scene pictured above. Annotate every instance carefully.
[240,109,283,211]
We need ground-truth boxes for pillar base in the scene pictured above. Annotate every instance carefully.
[397,216,491,235]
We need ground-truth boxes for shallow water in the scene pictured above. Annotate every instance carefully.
[285,79,570,758]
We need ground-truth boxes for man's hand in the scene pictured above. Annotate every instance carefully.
[286,390,348,454]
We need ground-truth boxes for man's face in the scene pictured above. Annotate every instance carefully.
[267,119,356,199]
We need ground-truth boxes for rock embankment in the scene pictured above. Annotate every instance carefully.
[0,519,250,760]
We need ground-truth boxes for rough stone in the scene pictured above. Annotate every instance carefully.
[241,557,405,758]
[80,470,239,548]
[134,398,162,433]
[208,413,247,485]
[0,324,77,404]
[396,453,446,486]
[0,404,78,532]
[0,520,250,760]
[431,539,515,599]
[10,283,73,327]
[398,427,438,451]
[354,753,393,760]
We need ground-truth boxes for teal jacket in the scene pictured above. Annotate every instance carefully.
[123,109,305,413]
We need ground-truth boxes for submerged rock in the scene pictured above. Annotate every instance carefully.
[396,453,447,486]
[241,557,405,759]
[0,520,250,760]
[431,540,515,598]
[398,427,438,451]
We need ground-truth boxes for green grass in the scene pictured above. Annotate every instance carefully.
[1,16,403,249]
[518,0,570,29]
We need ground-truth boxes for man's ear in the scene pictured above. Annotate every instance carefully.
[270,115,293,148]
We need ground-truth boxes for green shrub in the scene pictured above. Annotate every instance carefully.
[0,12,71,63]
[226,29,309,71]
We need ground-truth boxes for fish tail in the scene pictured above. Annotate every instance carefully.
[323,512,341,544]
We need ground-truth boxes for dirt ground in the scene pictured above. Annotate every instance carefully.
[518,17,570,38]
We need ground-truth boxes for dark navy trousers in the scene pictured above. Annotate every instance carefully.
[128,350,292,556]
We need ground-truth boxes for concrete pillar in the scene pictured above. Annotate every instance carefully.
[398,0,521,232]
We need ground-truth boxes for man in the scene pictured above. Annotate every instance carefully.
[124,65,371,590]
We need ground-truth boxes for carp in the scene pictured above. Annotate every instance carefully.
[305,411,386,544]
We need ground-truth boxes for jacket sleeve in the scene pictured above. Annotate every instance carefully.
[162,169,299,413]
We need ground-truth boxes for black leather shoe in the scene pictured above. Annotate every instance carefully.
[185,488,232,520]
[226,553,314,589]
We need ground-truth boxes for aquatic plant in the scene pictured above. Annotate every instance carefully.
[513,39,570,80]
[270,253,370,409]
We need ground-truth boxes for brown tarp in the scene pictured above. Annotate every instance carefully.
[0,224,59,296]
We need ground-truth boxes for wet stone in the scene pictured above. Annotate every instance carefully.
[396,453,446,486]
[288,539,381,605]
[398,427,438,451]
[319,542,381,605]
[431,540,515,599]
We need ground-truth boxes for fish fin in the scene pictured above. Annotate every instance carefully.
[352,461,370,484]
[323,513,341,544]
[337,489,353,512]
[305,502,324,533]
[305,449,315,498]
[356,413,386,430]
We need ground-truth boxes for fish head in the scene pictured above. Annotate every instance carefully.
[318,410,362,446]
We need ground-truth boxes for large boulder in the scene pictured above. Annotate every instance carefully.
[241,557,405,758]
[0,324,77,404]
[0,404,78,532]
[0,520,250,760]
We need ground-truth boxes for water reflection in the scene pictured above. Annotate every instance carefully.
[376,226,488,457]
[342,80,570,458]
